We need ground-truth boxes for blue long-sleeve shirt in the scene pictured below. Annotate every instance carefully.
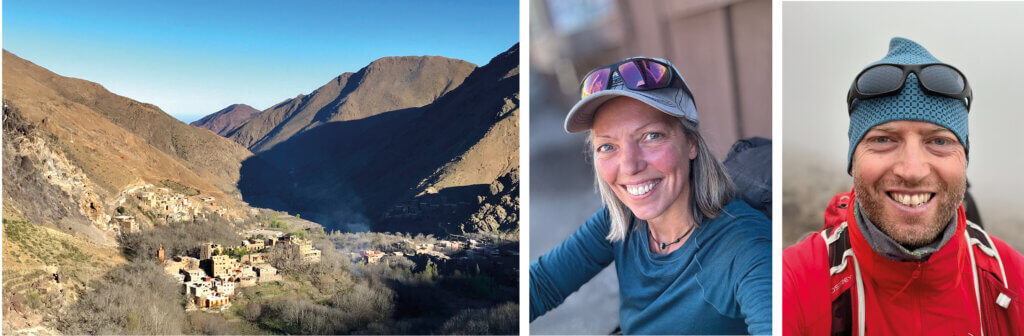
[530,200,772,335]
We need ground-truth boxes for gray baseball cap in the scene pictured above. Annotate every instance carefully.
[564,57,698,133]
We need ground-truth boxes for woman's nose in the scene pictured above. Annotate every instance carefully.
[620,142,646,175]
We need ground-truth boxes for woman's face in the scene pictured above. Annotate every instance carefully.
[591,97,697,223]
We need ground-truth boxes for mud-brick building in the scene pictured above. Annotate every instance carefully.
[112,215,138,233]
[200,295,229,308]
[361,250,385,264]
[254,264,280,283]
[200,243,223,260]
[206,255,240,278]
[282,236,322,263]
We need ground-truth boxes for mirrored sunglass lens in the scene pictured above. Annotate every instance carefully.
[919,65,965,95]
[582,68,611,98]
[857,65,904,94]
[618,60,669,90]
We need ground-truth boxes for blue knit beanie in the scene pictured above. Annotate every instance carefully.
[847,37,970,173]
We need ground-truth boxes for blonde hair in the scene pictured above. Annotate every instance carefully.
[586,117,734,242]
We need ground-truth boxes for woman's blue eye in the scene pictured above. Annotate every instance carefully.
[644,133,663,141]
[597,144,614,152]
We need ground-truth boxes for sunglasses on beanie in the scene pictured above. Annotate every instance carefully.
[579,57,688,99]
[847,63,973,113]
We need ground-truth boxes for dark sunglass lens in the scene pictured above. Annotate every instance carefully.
[581,68,611,98]
[919,65,965,95]
[618,60,670,90]
[857,65,905,94]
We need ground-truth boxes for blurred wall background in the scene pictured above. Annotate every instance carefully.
[529,0,771,333]
[783,2,1024,249]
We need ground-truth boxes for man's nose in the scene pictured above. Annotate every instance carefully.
[893,141,930,183]
[620,142,646,175]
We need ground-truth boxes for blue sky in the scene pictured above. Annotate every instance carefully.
[3,1,519,123]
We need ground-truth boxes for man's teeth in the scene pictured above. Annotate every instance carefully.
[627,180,660,196]
[891,192,933,207]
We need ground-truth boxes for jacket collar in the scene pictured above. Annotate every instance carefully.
[845,191,969,295]
[854,201,958,262]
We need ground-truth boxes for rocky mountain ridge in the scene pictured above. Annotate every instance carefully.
[190,103,262,136]
[225,56,477,153]
[235,44,520,235]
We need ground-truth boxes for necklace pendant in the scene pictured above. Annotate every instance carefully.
[660,242,667,250]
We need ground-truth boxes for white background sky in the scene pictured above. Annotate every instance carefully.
[784,2,1024,239]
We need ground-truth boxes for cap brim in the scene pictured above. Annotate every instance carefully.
[564,89,695,133]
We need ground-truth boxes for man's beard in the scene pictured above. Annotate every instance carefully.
[854,173,966,249]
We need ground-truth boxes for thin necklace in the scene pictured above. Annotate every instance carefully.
[649,222,696,251]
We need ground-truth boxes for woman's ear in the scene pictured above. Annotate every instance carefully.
[687,136,698,160]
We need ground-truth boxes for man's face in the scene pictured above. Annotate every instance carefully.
[852,120,967,248]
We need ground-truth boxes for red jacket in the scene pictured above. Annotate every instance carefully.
[784,191,1024,335]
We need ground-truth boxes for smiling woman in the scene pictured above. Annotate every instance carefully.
[529,57,772,335]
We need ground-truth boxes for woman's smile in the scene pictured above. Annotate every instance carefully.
[622,179,661,198]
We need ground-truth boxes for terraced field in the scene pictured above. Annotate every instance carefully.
[2,218,126,334]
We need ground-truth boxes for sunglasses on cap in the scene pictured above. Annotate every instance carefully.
[847,63,973,113]
[579,57,684,99]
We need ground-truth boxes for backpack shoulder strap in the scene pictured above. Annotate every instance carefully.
[966,220,1008,287]
[821,222,865,336]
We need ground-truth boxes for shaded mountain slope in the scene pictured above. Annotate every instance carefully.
[2,50,253,244]
[238,44,519,233]
[190,103,261,136]
[226,56,477,153]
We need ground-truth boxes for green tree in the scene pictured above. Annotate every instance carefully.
[420,260,439,283]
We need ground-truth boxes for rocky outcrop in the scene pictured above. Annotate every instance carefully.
[465,169,519,234]
[2,101,111,243]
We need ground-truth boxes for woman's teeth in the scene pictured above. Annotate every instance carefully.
[626,180,660,196]
[890,192,933,207]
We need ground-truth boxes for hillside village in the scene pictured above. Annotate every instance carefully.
[158,225,518,313]
[108,184,237,235]
[160,232,321,311]
[353,235,519,283]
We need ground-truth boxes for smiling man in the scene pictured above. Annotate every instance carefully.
[783,38,1024,335]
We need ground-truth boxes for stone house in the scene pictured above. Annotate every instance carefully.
[183,269,206,282]
[213,280,235,296]
[284,238,322,263]
[113,216,138,233]
[238,276,257,288]
[361,250,385,264]
[254,265,280,283]
[200,295,229,308]
[200,243,223,259]
[241,253,267,265]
